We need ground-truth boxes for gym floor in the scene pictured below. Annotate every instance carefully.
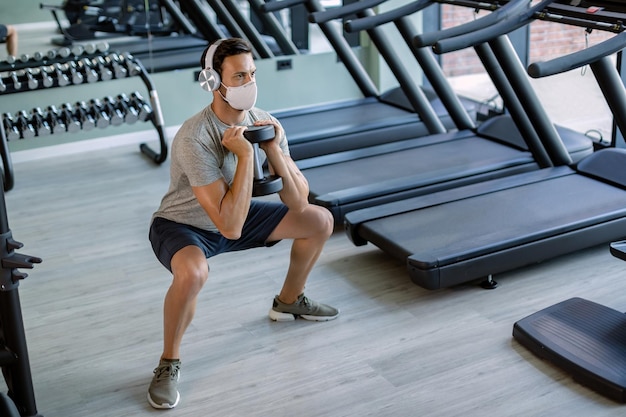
[2,23,625,417]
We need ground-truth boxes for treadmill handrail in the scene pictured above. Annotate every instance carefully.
[260,0,306,12]
[528,31,626,78]
[309,0,388,23]
[414,0,530,47]
[344,0,433,33]
[433,0,554,54]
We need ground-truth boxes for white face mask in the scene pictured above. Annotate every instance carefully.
[219,80,257,111]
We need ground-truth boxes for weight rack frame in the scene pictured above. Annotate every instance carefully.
[0,47,168,191]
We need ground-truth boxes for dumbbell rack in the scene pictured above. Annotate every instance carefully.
[0,45,168,191]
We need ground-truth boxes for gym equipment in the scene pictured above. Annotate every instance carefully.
[41,0,183,44]
[513,294,626,403]
[259,0,472,162]
[344,0,626,289]
[291,0,591,224]
[0,173,43,416]
[512,238,626,403]
[243,124,283,196]
[0,393,21,417]
[0,45,168,190]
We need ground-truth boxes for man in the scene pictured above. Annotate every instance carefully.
[147,38,338,409]
[0,24,17,56]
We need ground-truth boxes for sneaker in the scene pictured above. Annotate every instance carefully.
[269,294,339,321]
[147,359,181,409]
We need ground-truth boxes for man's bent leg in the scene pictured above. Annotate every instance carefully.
[149,245,209,409]
[163,245,209,359]
[267,205,337,321]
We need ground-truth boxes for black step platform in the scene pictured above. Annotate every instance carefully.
[512,297,626,403]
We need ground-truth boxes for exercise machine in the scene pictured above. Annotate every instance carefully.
[41,0,185,44]
[513,238,626,402]
[259,0,470,163]
[295,0,592,224]
[344,0,626,289]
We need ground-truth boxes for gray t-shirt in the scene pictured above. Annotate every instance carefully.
[152,105,289,233]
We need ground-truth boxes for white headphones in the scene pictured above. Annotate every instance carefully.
[198,39,224,92]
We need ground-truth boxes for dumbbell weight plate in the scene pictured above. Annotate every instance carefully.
[243,124,275,143]
[253,176,283,196]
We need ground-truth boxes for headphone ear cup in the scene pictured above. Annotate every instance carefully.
[198,68,220,92]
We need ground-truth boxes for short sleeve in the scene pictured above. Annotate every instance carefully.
[172,135,224,187]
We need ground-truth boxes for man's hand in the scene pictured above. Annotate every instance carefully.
[252,119,283,153]
[222,125,254,157]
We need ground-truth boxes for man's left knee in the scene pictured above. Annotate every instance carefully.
[308,205,333,237]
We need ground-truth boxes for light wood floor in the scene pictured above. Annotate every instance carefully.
[1,138,625,417]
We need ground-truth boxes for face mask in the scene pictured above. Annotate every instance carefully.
[219,80,257,111]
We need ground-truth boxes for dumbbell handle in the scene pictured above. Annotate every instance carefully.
[243,125,275,180]
[252,143,264,180]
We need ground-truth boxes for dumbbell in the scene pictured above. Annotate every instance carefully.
[71,44,84,57]
[57,47,71,59]
[103,96,124,126]
[243,125,283,196]
[89,98,110,128]
[53,63,70,87]
[9,71,21,91]
[116,93,138,124]
[59,103,81,133]
[92,56,113,81]
[2,113,20,141]
[16,111,36,139]
[106,53,127,79]
[68,61,84,84]
[30,108,52,136]
[25,69,39,90]
[119,52,141,76]
[45,105,66,134]
[78,58,99,83]
[130,92,152,121]
[40,66,54,88]
[74,101,96,131]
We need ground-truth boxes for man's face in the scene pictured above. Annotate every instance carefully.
[220,53,256,88]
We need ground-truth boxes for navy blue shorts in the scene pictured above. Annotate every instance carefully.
[149,200,289,271]
[0,25,7,42]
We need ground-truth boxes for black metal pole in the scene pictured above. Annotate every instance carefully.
[0,181,42,416]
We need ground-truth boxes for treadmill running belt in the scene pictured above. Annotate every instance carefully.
[304,134,534,205]
[513,297,626,402]
[281,99,418,144]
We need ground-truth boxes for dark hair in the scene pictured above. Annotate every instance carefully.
[200,38,253,75]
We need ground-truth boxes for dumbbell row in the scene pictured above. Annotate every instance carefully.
[1,42,110,67]
[1,92,153,140]
[0,52,142,94]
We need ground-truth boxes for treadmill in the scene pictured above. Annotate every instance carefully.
[297,0,593,224]
[344,0,626,289]
[259,0,465,161]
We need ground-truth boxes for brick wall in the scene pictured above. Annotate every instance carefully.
[440,4,614,77]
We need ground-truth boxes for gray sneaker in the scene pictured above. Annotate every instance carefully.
[269,294,339,321]
[147,359,181,409]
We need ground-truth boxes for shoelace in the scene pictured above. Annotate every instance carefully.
[296,295,311,307]
[154,363,179,382]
